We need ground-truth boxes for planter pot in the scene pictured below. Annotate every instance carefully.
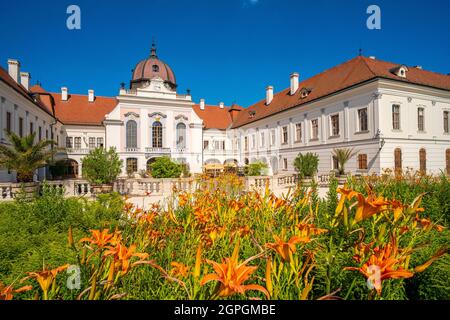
[301,177,313,186]
[337,176,347,185]
[91,184,113,195]
[11,182,39,200]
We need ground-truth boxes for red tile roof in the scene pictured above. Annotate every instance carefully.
[232,56,450,128]
[193,104,243,130]
[30,85,118,126]
[0,67,54,117]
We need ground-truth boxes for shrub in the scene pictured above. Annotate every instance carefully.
[81,147,123,185]
[150,157,182,178]
[244,161,268,176]
[294,152,319,178]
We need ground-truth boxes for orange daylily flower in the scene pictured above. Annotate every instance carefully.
[296,223,328,241]
[390,199,406,222]
[201,242,269,299]
[353,193,390,224]
[336,186,358,214]
[266,234,305,263]
[345,239,413,295]
[80,229,121,249]
[21,264,69,299]
[170,262,190,278]
[103,243,149,275]
[0,282,32,300]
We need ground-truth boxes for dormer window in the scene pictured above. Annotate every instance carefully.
[248,110,256,119]
[300,88,312,99]
[390,65,408,78]
[152,65,159,72]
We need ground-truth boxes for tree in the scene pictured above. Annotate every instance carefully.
[293,152,319,178]
[81,147,123,185]
[332,148,357,176]
[244,161,268,176]
[150,157,182,178]
[0,131,56,182]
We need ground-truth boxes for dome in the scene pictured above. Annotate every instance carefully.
[130,43,177,89]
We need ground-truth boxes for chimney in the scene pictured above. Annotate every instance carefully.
[20,72,31,90]
[61,87,68,101]
[88,89,95,102]
[369,56,376,60]
[266,86,273,105]
[290,73,299,95]
[7,59,20,83]
[414,65,423,70]
[219,102,224,109]
[228,104,241,122]
[200,98,205,110]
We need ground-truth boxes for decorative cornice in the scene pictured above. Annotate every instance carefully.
[149,112,167,118]
[189,123,203,129]
[431,100,436,106]
[103,119,124,126]
[372,92,383,99]
[175,114,188,121]
[124,112,140,118]
[407,97,413,103]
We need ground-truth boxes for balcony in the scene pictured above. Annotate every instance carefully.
[66,148,91,154]
[145,147,171,155]
[124,147,141,153]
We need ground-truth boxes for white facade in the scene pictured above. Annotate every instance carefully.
[1,54,450,183]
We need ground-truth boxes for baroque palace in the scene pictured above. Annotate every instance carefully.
[1,44,450,182]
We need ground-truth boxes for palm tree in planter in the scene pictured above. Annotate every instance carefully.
[293,152,319,186]
[332,148,357,184]
[81,147,123,194]
[0,131,56,199]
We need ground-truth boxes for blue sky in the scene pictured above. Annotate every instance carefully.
[0,0,449,107]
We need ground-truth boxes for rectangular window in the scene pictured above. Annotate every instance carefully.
[260,132,265,147]
[283,158,288,170]
[203,140,209,150]
[271,129,276,146]
[444,111,449,133]
[330,114,339,136]
[126,158,138,173]
[89,137,96,149]
[46,129,49,139]
[19,117,23,137]
[30,122,34,135]
[38,126,42,141]
[97,137,104,148]
[332,156,339,170]
[358,154,368,170]
[252,134,256,148]
[66,137,73,148]
[358,108,368,132]
[6,112,11,133]
[281,126,288,144]
[418,108,425,131]
[244,137,248,151]
[295,123,302,142]
[221,141,225,150]
[74,137,81,149]
[311,119,319,140]
[392,104,400,130]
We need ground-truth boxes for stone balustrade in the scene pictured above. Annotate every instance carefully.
[0,174,336,202]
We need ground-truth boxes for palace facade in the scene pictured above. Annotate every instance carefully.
[1,45,450,182]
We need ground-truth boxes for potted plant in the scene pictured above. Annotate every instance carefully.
[0,131,56,200]
[294,152,319,185]
[332,148,357,184]
[81,147,122,194]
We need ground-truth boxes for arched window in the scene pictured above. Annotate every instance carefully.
[126,120,137,148]
[176,123,186,149]
[394,148,402,173]
[446,149,450,175]
[419,148,426,173]
[152,121,163,148]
